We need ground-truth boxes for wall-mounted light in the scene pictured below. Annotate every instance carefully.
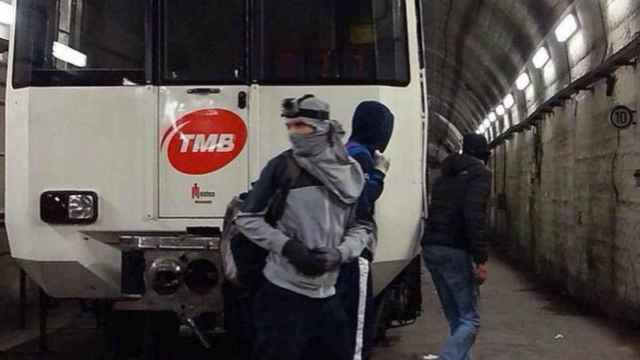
[532,47,550,69]
[479,119,486,131]
[516,72,531,90]
[53,42,87,68]
[0,2,13,25]
[555,13,579,42]
[489,112,497,122]
[496,105,505,116]
[503,94,515,109]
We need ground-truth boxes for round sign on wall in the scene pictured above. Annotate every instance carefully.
[609,105,635,130]
[161,109,248,175]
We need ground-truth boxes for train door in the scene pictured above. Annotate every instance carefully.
[157,0,250,218]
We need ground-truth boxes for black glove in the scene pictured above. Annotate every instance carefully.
[310,247,343,272]
[282,240,324,276]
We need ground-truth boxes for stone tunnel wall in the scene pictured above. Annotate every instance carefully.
[490,63,640,326]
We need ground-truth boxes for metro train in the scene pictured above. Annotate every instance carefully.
[6,0,428,346]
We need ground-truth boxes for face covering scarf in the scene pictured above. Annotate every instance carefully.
[288,118,364,205]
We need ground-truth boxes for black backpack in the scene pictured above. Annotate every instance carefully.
[221,152,301,289]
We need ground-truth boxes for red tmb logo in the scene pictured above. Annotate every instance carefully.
[161,109,248,175]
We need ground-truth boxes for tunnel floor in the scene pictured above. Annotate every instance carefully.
[3,253,640,360]
[373,254,640,360]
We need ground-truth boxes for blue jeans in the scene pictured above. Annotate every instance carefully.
[423,245,480,360]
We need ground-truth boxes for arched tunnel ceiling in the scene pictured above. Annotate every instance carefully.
[423,0,574,135]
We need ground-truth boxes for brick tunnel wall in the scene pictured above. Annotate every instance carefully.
[490,63,640,326]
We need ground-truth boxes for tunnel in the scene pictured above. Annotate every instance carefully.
[425,0,640,332]
[1,0,640,359]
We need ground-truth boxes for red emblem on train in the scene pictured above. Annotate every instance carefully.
[161,109,248,175]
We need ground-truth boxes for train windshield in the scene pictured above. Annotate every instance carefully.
[13,0,409,88]
[256,0,409,85]
[13,0,146,88]
[162,0,247,85]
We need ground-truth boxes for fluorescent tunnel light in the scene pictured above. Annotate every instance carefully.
[516,72,531,90]
[503,94,515,109]
[532,47,550,69]
[496,105,505,116]
[555,14,579,42]
[53,42,87,68]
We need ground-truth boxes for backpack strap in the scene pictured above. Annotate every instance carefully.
[283,151,302,191]
[265,151,302,224]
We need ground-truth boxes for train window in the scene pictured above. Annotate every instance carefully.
[13,0,146,88]
[161,0,247,85]
[256,0,410,86]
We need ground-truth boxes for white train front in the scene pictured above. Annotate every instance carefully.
[6,0,427,318]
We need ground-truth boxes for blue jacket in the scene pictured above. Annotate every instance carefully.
[345,141,385,223]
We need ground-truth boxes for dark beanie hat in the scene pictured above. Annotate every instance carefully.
[463,134,490,160]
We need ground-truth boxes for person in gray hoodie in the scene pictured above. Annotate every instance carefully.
[234,95,372,360]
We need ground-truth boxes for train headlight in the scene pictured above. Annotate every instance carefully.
[184,259,219,295]
[40,191,98,224]
[149,258,183,295]
[68,194,96,220]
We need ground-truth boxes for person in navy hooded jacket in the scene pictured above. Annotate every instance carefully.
[338,101,394,360]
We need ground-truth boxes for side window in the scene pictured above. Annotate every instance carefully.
[373,0,410,82]
[414,0,425,69]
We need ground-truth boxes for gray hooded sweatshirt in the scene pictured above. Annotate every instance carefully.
[234,97,370,298]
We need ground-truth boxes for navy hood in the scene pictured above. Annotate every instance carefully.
[349,101,395,152]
